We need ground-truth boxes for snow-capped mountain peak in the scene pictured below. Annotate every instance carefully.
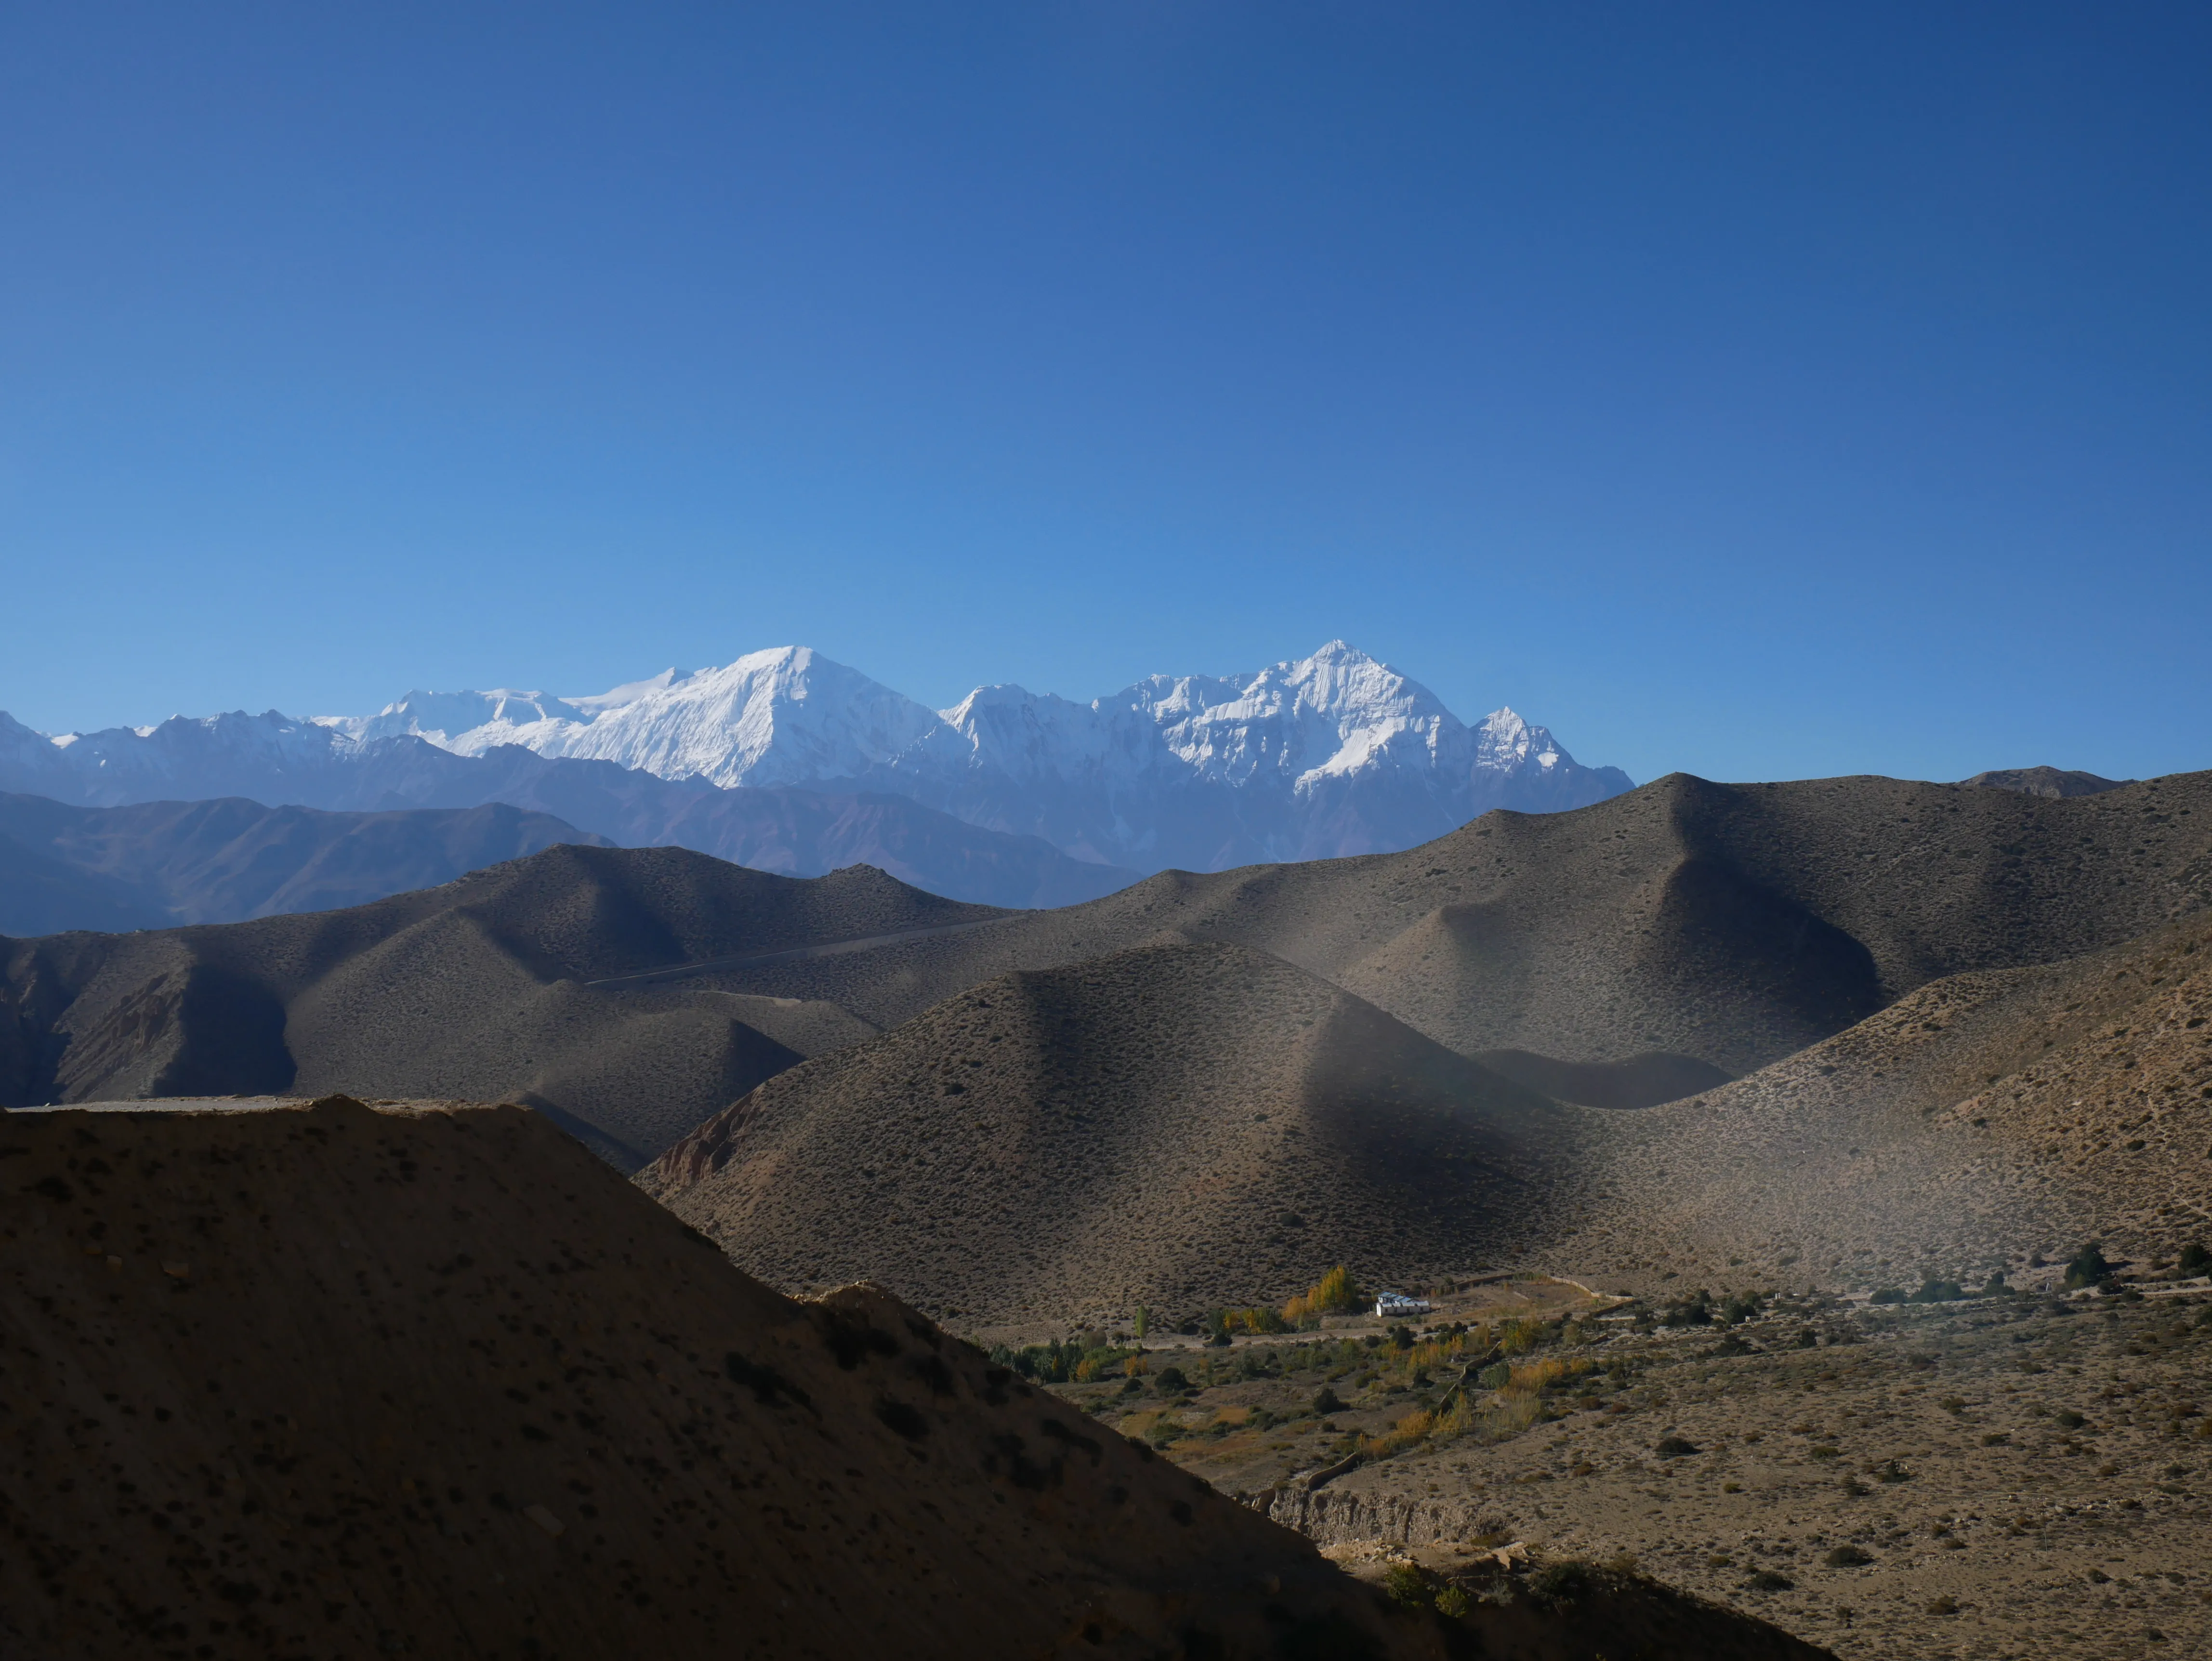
[466,646,957,789]
[294,641,1632,870]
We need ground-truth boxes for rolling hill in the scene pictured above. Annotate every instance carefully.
[0,845,992,1164]
[1546,906,2212,1292]
[645,938,1588,1326]
[672,768,2212,1081]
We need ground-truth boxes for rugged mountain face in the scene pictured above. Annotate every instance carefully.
[322,641,1635,871]
[0,846,987,1163]
[0,714,1135,910]
[0,793,607,934]
[665,769,2212,1080]
[0,1095,1440,1661]
[645,939,1584,1327]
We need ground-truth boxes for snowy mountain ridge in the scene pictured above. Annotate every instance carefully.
[3,643,1629,880]
[311,641,1631,869]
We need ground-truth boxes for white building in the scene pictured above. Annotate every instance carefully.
[1374,1291,1432,1318]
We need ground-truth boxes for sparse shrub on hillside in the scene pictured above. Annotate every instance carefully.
[1499,1316,1548,1353]
[1236,1347,1281,1382]
[1660,1290,1714,1327]
[1382,1562,1430,1610]
[1356,1346,1591,1461]
[1717,1291,1765,1326]
[1909,1279,1966,1304]
[2179,1241,2211,1276]
[1000,1337,1142,1384]
[1526,1561,1595,1608]
[1153,1365,1189,1395]
[1365,1408,1437,1457]
[1312,1386,1345,1416]
[2063,1243,2113,1291]
[1825,1545,1873,1567]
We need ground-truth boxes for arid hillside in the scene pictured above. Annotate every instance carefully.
[0,846,988,1162]
[8,771,2206,1177]
[690,770,2212,1080]
[1552,910,2212,1292]
[650,909,2212,1325]
[645,939,1586,1327]
[0,1096,1442,1661]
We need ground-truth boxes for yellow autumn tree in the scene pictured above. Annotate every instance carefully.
[1282,1264,1366,1326]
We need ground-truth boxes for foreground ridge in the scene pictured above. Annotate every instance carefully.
[0,1096,1425,1659]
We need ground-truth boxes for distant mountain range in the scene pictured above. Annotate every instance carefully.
[0,643,1631,918]
[0,728,1132,916]
[0,793,610,936]
[321,641,1634,869]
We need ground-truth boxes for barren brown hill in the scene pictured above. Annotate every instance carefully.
[645,939,1588,1327]
[0,845,991,1162]
[1962,765,2127,799]
[686,770,2212,1084]
[1545,909,2212,1292]
[0,1095,1448,1660]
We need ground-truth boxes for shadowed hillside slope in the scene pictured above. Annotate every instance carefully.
[1545,910,2212,1291]
[0,1096,1440,1660]
[645,940,1587,1327]
[690,769,2212,1079]
[0,845,985,1161]
[0,792,609,935]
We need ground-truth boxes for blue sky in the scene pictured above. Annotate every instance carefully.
[2,2,2206,786]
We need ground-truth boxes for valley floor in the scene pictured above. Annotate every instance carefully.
[1045,1285,2212,1661]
